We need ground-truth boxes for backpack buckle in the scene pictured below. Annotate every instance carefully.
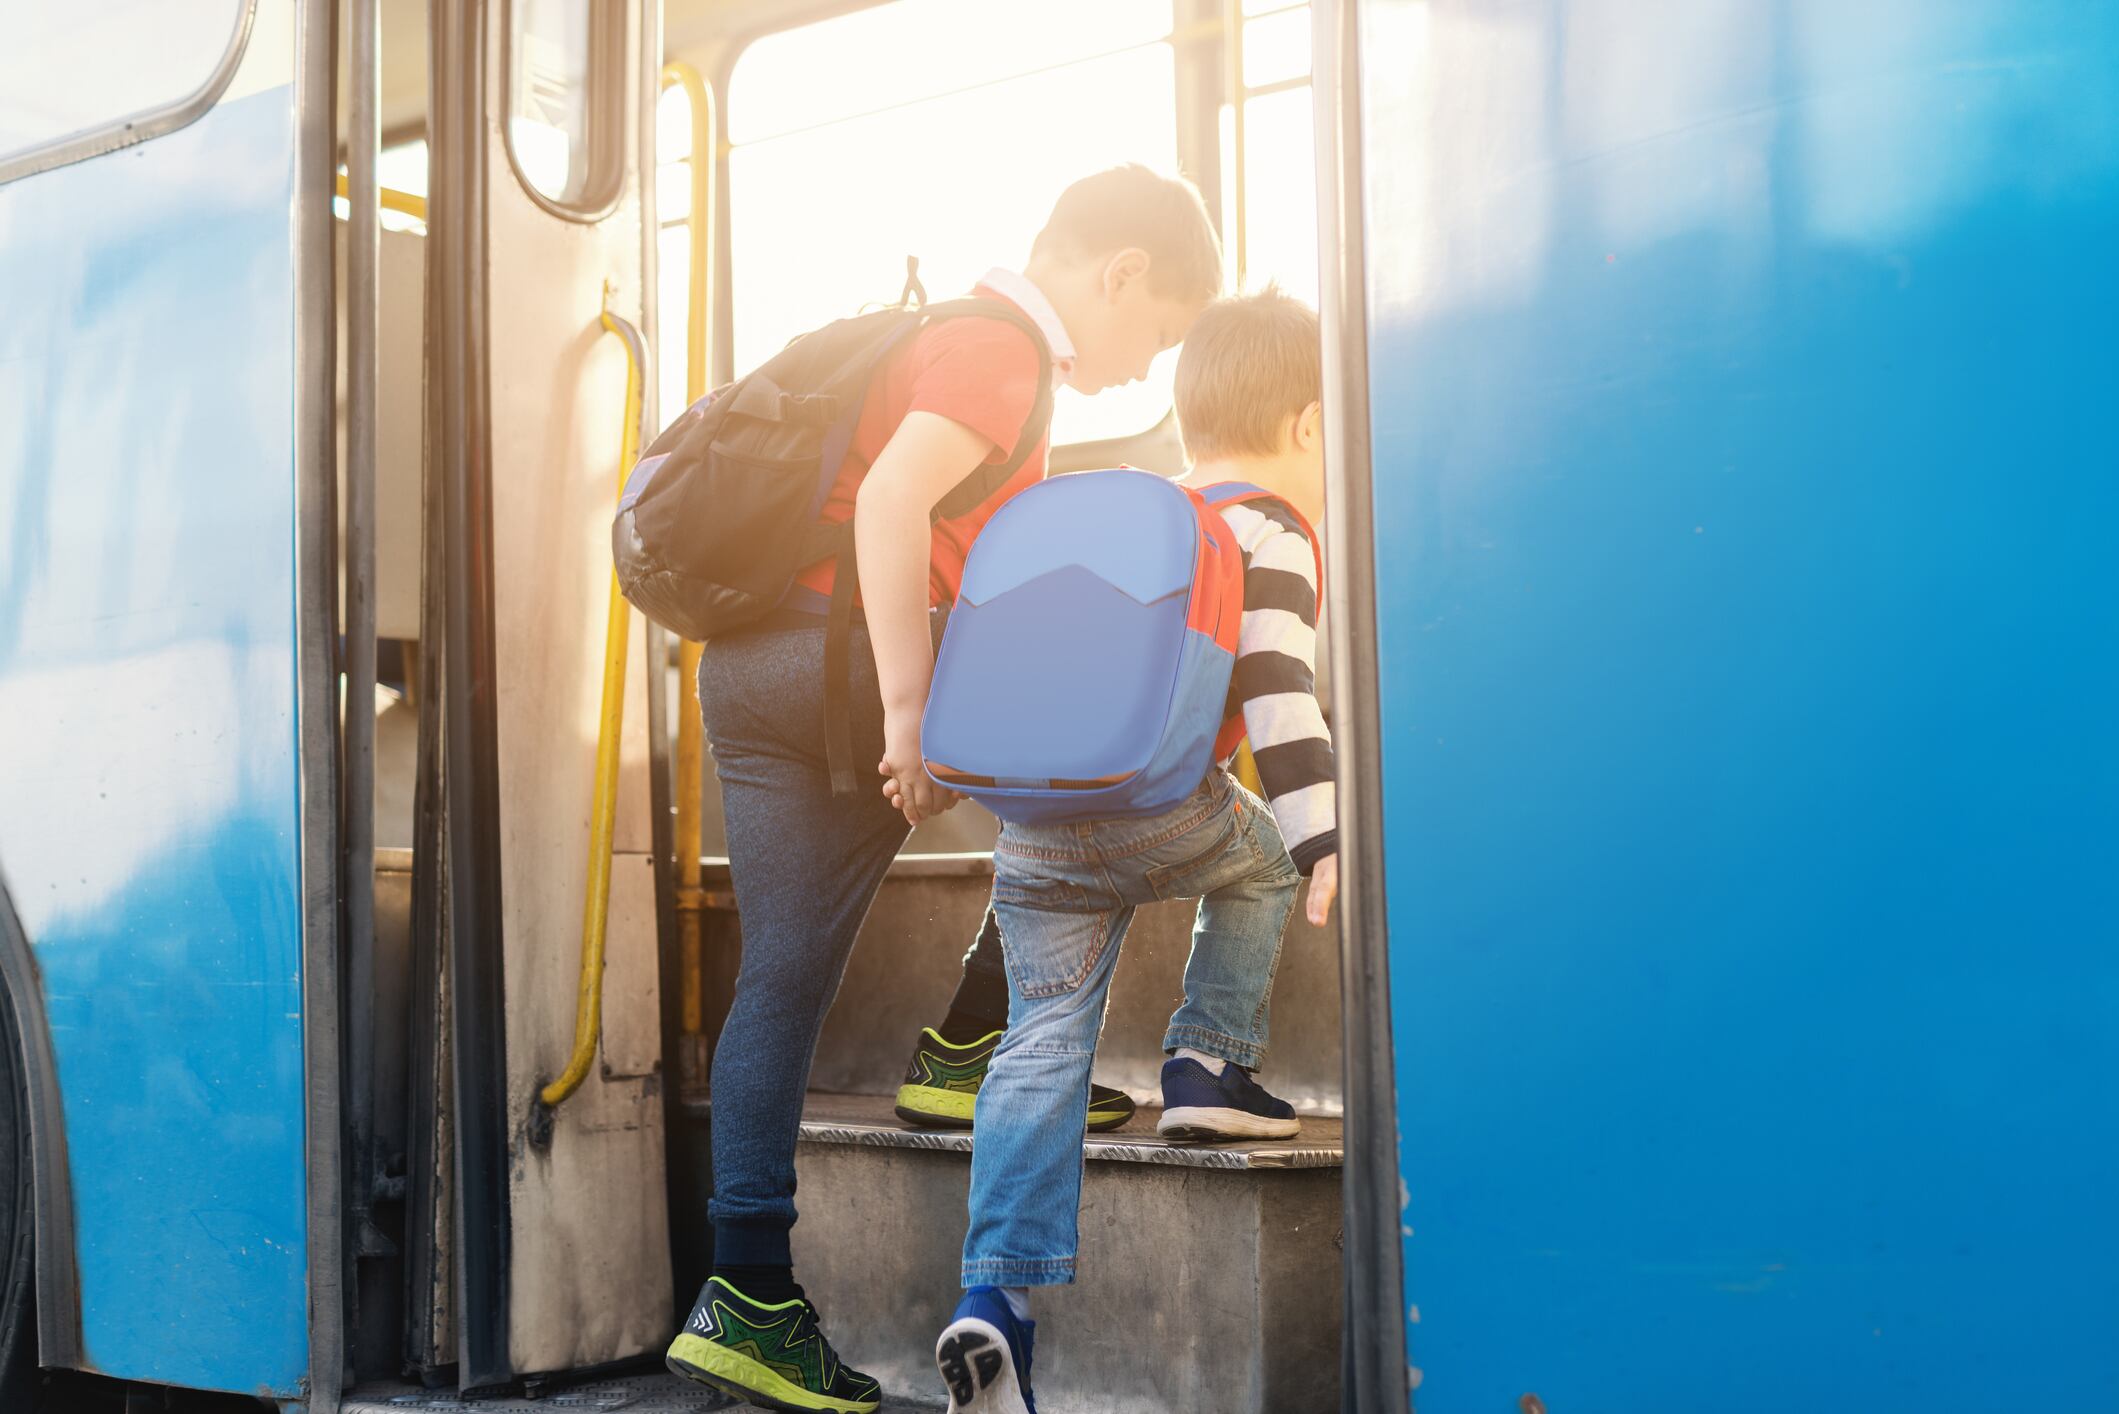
[775,390,840,426]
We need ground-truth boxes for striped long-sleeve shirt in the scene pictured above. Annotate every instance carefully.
[1218,497,1338,875]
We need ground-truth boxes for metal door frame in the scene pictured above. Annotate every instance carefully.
[295,0,349,1405]
[426,0,515,1390]
[1314,2,1410,1410]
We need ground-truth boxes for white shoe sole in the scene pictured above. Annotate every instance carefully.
[1157,1105,1301,1141]
[936,1316,1029,1414]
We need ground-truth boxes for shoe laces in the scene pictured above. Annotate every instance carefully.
[794,1298,850,1369]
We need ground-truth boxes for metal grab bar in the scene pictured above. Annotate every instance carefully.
[540,296,647,1110]
[660,60,717,1090]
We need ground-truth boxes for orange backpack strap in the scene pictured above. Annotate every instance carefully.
[1197,483,1325,765]
[1196,482,1325,599]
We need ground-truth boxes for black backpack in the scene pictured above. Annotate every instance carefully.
[613,275,1054,793]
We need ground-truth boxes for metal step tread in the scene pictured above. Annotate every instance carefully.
[344,1374,941,1412]
[791,1090,1344,1170]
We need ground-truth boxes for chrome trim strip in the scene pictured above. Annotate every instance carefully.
[1314,1,1410,1410]
[344,0,382,1260]
[294,0,347,1404]
[343,0,383,1377]
[0,0,260,189]
[431,0,513,1383]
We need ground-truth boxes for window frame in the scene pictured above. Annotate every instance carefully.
[501,0,627,221]
[0,0,258,189]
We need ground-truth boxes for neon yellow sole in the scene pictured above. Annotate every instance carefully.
[895,1082,976,1125]
[896,1082,1133,1131]
[666,1332,879,1414]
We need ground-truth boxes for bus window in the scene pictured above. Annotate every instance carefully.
[0,0,248,181]
[332,139,430,233]
[506,0,622,214]
[1223,2,1318,303]
[656,82,698,425]
[725,0,1185,446]
[380,138,430,200]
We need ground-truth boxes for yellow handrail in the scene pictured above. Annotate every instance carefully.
[661,60,717,1087]
[334,170,427,220]
[541,295,646,1109]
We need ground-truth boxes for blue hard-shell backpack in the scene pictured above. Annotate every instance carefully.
[921,469,1306,825]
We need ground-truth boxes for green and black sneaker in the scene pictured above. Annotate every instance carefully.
[893,1026,1137,1132]
[666,1276,882,1414]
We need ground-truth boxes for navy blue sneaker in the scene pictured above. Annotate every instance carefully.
[1156,1055,1301,1142]
[935,1286,1037,1414]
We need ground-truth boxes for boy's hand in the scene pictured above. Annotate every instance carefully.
[854,410,992,830]
[880,709,956,827]
[1305,853,1339,927]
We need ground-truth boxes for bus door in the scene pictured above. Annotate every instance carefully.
[411,0,670,1390]
[1326,0,2119,1409]
[0,0,343,1403]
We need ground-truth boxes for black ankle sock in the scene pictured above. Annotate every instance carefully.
[714,1263,800,1305]
[937,1005,1005,1046]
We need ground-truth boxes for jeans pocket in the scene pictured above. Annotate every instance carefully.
[992,875,1111,1000]
[1142,801,1250,902]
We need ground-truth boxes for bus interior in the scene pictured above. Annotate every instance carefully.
[336,1,1349,1408]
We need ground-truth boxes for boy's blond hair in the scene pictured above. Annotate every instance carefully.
[1030,164,1223,305]
[1173,286,1322,460]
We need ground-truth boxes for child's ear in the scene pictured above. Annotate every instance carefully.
[1292,400,1324,450]
[1102,247,1151,301]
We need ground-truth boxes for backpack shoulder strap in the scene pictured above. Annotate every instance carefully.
[1202,482,1327,765]
[800,297,1056,797]
[916,297,1057,520]
[1197,483,1325,596]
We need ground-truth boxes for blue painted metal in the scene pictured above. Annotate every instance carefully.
[1359,1,2119,1408]
[0,82,311,1394]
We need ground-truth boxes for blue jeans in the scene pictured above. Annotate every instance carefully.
[697,616,920,1266]
[961,769,1301,1286]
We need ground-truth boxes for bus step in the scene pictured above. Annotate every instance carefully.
[783,1091,1344,1412]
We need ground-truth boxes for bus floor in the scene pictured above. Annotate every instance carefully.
[345,1374,940,1411]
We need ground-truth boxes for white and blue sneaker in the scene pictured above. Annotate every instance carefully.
[935,1286,1037,1414]
[1156,1055,1301,1142]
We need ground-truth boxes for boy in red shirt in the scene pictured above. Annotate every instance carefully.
[665,166,1222,1414]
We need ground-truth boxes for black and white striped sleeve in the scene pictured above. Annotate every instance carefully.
[1221,502,1339,875]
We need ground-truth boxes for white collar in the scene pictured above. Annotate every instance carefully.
[978,267,1076,381]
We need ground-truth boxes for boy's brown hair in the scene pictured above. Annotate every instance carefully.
[1173,286,1323,459]
[1030,164,1223,305]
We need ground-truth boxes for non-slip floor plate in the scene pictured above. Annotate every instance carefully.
[345,1374,941,1413]
[791,1091,1346,1170]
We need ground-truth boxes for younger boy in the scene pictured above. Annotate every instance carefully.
[928,290,1337,1414]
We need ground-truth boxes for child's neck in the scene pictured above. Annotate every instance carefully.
[1191,453,1324,528]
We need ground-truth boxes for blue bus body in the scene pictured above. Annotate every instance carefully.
[0,12,324,1398]
[1355,0,2119,1407]
[5,0,2118,1406]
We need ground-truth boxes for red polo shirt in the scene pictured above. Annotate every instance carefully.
[791,287,1050,609]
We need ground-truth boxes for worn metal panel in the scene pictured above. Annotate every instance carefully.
[0,20,312,1398]
[478,0,672,1377]
[1360,0,2119,1407]
[790,1136,1341,1411]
